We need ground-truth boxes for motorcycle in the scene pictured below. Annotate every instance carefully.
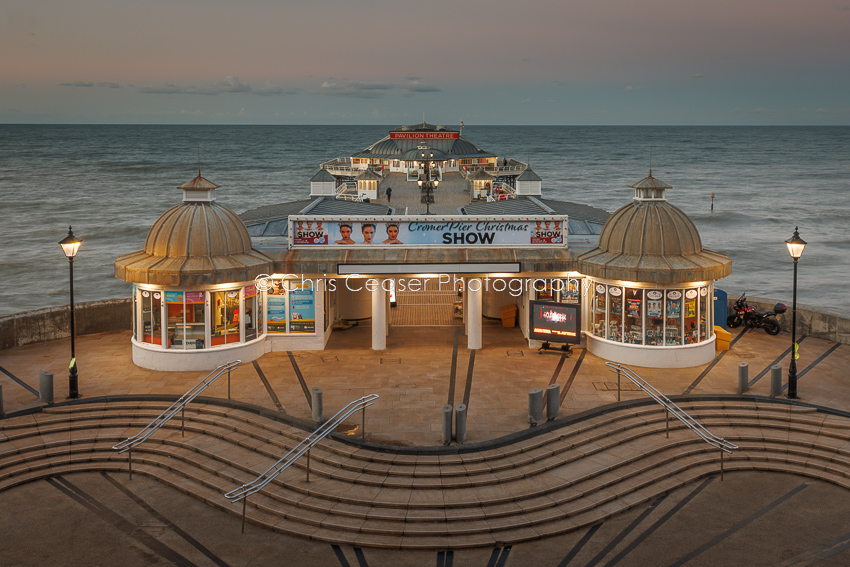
[727,293,786,335]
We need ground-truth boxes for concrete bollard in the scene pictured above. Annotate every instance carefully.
[528,388,544,426]
[546,384,560,421]
[738,362,748,394]
[770,364,782,397]
[442,404,453,445]
[311,387,323,423]
[39,371,54,404]
[455,404,467,444]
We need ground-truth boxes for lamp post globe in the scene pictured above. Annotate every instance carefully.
[785,227,806,399]
[59,226,82,399]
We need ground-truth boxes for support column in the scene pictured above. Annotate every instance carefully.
[372,280,387,350]
[468,278,482,350]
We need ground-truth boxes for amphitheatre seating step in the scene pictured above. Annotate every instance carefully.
[5,398,850,548]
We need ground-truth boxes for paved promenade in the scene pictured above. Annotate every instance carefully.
[2,326,850,566]
[1,325,847,445]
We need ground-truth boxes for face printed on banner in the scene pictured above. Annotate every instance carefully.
[335,224,355,244]
[383,223,402,244]
[361,223,375,244]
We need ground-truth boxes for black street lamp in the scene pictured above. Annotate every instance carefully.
[59,226,82,399]
[785,227,806,399]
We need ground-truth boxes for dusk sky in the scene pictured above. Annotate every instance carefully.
[2,0,849,125]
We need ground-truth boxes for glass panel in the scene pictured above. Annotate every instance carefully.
[245,285,257,342]
[665,290,683,345]
[645,290,664,345]
[211,289,240,346]
[267,279,287,334]
[624,288,643,345]
[607,286,623,342]
[167,291,206,349]
[558,279,581,304]
[592,283,606,337]
[166,291,186,350]
[141,290,162,346]
[684,288,699,344]
[699,286,709,341]
[535,279,554,302]
[288,279,316,334]
[132,285,139,341]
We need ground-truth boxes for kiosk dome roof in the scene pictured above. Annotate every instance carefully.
[115,172,273,286]
[577,172,731,284]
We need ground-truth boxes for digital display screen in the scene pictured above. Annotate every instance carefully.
[529,300,581,344]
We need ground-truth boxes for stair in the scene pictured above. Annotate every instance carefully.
[2,399,850,549]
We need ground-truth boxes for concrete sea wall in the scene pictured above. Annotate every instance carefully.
[726,295,850,345]
[0,298,132,351]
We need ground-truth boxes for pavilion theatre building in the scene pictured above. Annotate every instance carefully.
[116,123,730,371]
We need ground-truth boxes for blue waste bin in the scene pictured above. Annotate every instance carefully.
[714,288,728,329]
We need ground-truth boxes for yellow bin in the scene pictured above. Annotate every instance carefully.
[501,304,518,328]
[714,326,731,350]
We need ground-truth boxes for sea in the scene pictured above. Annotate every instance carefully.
[1,125,848,318]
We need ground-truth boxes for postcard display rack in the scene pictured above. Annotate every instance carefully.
[591,283,711,346]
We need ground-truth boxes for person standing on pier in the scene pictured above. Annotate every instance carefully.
[386,186,392,203]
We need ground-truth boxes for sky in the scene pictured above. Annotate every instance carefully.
[1,0,849,125]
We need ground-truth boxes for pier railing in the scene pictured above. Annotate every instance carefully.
[113,360,242,478]
[225,393,379,532]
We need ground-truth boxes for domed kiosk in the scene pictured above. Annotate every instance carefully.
[115,171,273,371]
[577,171,731,368]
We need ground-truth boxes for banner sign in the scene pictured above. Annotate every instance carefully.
[289,216,568,248]
[288,281,315,334]
[267,294,287,333]
[390,132,459,140]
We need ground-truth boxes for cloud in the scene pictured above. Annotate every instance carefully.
[624,85,635,92]
[59,81,94,87]
[97,82,120,89]
[218,76,252,93]
[319,78,440,99]
[402,78,440,96]
[319,81,395,98]
[138,76,292,96]
[690,74,705,80]
[255,81,297,96]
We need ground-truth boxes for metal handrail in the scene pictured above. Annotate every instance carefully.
[225,393,378,503]
[113,360,242,455]
[605,362,737,454]
[224,394,378,531]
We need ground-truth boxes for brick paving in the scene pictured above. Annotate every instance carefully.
[1,325,848,446]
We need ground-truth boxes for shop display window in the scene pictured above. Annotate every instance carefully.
[264,278,317,335]
[645,290,664,346]
[624,288,643,345]
[607,286,623,342]
[558,279,581,304]
[140,290,162,345]
[287,279,316,334]
[132,285,138,341]
[534,280,554,302]
[167,291,206,350]
[699,287,709,340]
[683,288,699,344]
[665,290,683,345]
[244,285,258,342]
[593,284,607,337]
[211,289,240,346]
